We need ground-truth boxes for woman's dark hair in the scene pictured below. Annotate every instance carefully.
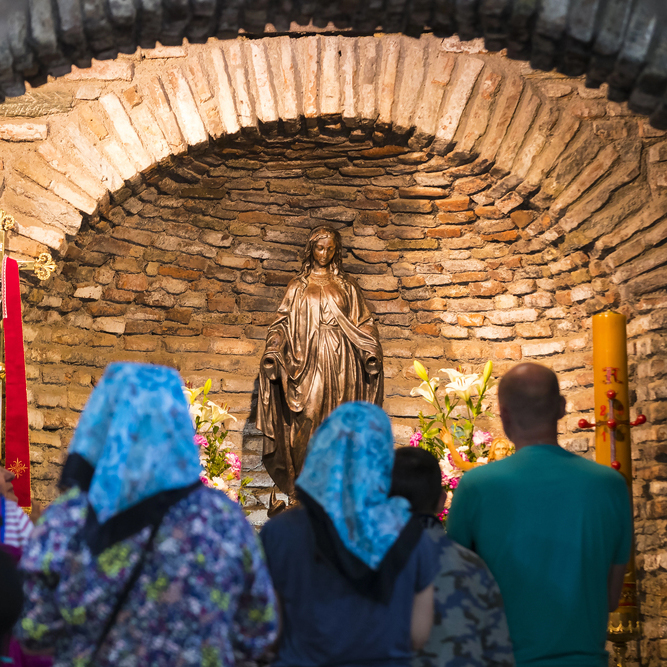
[0,549,24,654]
[390,447,442,514]
[297,226,344,281]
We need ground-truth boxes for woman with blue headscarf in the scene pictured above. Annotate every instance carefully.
[15,362,277,667]
[260,401,439,667]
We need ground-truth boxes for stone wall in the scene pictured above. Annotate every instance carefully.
[0,34,666,664]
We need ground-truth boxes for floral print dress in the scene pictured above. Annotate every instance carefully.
[16,486,277,667]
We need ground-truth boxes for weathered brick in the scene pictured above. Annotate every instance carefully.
[386,239,439,250]
[388,199,433,213]
[437,211,476,224]
[209,339,258,355]
[447,298,492,312]
[523,292,554,308]
[427,227,463,238]
[208,296,236,312]
[507,279,536,295]
[522,341,566,357]
[158,265,202,281]
[448,340,488,359]
[117,274,149,291]
[469,280,504,296]
[124,335,159,351]
[510,210,535,228]
[494,342,522,360]
[92,317,126,335]
[515,322,552,338]
[457,313,484,327]
[398,186,448,199]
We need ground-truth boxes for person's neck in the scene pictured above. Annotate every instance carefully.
[310,266,331,276]
[512,434,560,452]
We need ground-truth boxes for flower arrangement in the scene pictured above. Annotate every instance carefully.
[409,360,513,519]
[184,379,251,504]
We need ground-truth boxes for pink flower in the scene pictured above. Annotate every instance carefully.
[225,452,242,480]
[448,476,459,490]
[473,430,493,446]
[194,434,208,448]
[438,507,449,521]
[409,431,423,447]
[200,474,213,488]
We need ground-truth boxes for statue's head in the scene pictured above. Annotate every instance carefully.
[299,226,344,278]
[489,437,512,461]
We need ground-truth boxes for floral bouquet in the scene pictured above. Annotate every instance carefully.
[184,379,251,504]
[409,360,512,520]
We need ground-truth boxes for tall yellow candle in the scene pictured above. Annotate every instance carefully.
[592,311,639,649]
[592,311,631,478]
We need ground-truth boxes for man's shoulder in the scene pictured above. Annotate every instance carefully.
[457,455,516,487]
[562,451,630,492]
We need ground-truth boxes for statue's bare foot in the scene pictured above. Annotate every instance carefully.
[267,488,286,518]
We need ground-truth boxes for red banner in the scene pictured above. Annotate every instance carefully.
[3,257,31,507]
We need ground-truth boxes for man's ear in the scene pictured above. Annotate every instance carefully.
[558,394,566,420]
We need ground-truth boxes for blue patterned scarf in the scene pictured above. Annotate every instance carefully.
[62,363,201,535]
[296,401,412,569]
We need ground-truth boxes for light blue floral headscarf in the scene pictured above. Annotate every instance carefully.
[67,362,201,525]
[296,401,412,569]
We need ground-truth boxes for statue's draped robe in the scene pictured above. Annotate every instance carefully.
[258,273,383,496]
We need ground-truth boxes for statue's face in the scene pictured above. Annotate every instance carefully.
[493,441,510,459]
[312,235,336,268]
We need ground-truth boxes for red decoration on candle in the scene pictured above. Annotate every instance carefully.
[578,419,594,429]
[611,461,621,471]
[606,390,617,399]
[607,419,617,430]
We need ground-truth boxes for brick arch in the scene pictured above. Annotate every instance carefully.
[1,1,666,128]
[3,34,664,259]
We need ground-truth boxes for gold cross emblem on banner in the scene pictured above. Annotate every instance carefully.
[6,458,28,478]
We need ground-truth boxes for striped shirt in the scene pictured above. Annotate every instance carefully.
[1,496,33,549]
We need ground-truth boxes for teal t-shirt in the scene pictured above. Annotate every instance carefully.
[447,445,632,667]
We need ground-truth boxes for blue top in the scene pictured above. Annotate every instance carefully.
[296,401,412,569]
[447,445,633,667]
[261,507,439,667]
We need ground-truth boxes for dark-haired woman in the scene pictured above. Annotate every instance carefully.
[258,225,384,499]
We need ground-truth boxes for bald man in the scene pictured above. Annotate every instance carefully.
[447,363,632,667]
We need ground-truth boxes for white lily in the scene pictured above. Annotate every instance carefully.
[440,368,481,400]
[183,386,204,405]
[410,377,440,407]
[208,400,237,426]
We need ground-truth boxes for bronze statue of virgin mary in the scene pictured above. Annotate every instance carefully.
[257,226,384,499]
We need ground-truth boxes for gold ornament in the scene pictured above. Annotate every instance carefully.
[6,458,28,478]
[0,210,16,232]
